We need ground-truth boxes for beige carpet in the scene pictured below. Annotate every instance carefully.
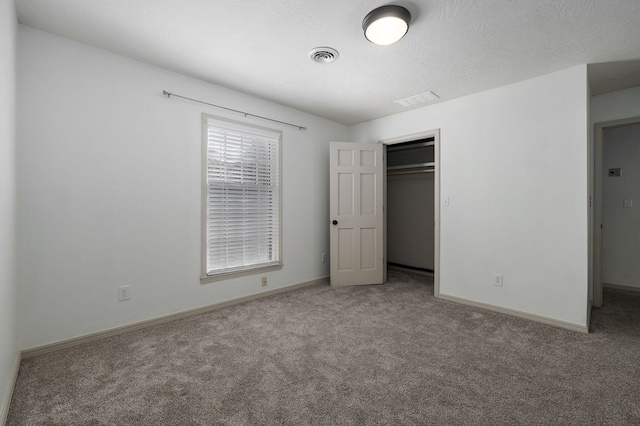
[7,269,640,425]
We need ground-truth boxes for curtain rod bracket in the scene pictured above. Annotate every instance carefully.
[162,90,306,131]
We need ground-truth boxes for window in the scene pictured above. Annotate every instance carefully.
[201,115,282,282]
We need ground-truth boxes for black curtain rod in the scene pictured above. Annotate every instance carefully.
[162,90,307,131]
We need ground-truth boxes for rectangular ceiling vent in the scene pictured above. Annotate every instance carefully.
[394,91,440,107]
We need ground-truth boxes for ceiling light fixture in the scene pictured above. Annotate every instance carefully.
[363,5,411,46]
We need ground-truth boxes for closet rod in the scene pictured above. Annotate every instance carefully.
[162,90,307,131]
[388,169,434,176]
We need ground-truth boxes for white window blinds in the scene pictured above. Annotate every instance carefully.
[204,118,281,276]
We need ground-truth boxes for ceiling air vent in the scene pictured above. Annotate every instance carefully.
[309,47,339,64]
[394,91,440,107]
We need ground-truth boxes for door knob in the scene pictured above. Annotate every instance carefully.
[332,220,338,225]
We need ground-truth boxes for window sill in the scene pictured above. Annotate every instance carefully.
[200,263,283,284]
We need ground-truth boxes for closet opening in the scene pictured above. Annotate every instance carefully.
[386,137,435,277]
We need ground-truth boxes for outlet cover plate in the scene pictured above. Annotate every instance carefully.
[118,285,130,301]
[493,274,503,287]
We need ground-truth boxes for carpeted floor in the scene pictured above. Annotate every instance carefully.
[7,269,640,425]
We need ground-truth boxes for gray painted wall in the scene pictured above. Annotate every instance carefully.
[387,173,434,269]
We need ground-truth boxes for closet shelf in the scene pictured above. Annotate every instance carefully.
[387,162,435,171]
[387,141,434,152]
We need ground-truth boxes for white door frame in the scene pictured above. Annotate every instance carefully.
[593,116,640,307]
[380,129,441,297]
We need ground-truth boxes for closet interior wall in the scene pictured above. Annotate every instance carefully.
[386,139,435,271]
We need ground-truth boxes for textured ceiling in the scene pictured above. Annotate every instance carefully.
[15,0,640,125]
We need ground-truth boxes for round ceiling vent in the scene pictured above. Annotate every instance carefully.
[309,47,339,64]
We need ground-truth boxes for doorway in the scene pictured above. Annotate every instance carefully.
[381,130,440,296]
[593,116,640,306]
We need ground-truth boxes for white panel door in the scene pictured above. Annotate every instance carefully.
[330,142,384,286]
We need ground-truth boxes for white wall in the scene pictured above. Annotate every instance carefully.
[602,124,640,289]
[17,25,349,350]
[349,66,590,327]
[592,86,640,124]
[0,0,19,419]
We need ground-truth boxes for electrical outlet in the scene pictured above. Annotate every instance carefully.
[322,253,327,263]
[493,274,503,287]
[118,285,130,301]
[261,277,267,287]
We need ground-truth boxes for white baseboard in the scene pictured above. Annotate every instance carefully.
[437,293,589,333]
[1,351,21,426]
[603,282,640,293]
[22,277,328,359]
